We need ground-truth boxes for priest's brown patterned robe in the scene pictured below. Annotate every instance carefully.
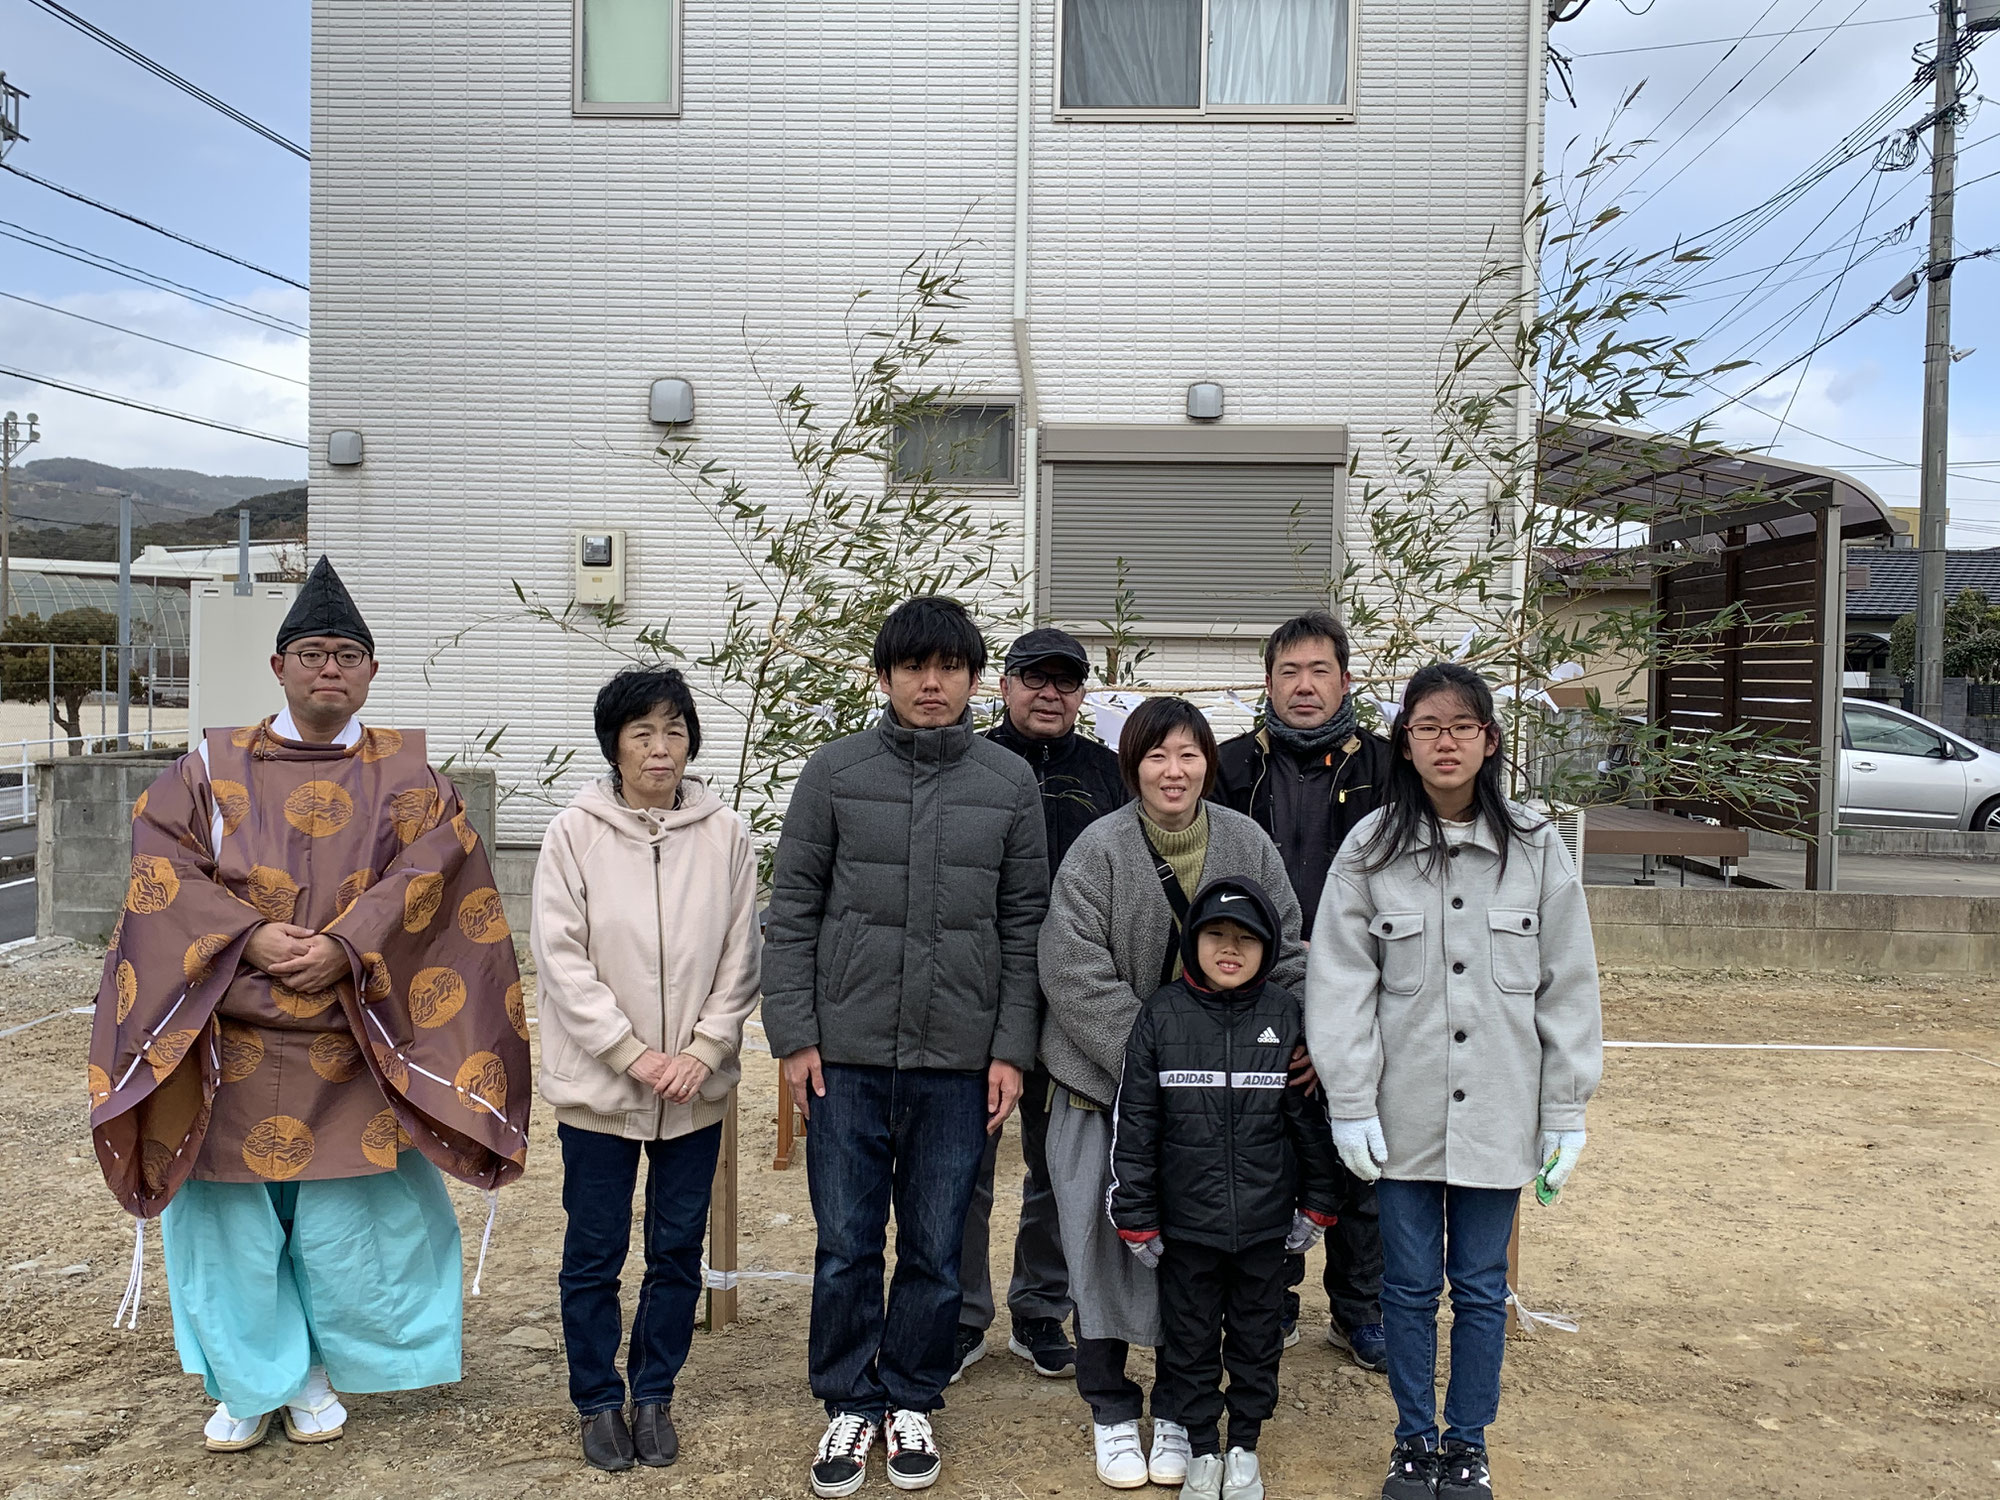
[87,717,531,1216]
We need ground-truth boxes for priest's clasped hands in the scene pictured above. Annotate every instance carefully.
[243,922,351,993]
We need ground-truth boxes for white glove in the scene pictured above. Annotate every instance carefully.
[1122,1234,1164,1270]
[1538,1130,1586,1193]
[1329,1116,1387,1183]
[1283,1210,1330,1253]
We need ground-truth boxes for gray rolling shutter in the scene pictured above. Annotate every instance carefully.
[1046,461,1340,624]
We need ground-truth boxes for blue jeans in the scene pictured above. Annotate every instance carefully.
[557,1121,722,1416]
[1375,1178,1520,1449]
[806,1064,989,1420]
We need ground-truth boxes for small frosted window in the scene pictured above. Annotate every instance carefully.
[580,0,675,109]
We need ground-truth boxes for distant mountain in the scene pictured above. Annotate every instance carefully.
[10,486,307,563]
[10,458,299,530]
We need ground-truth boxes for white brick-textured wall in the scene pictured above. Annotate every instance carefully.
[311,1,1536,840]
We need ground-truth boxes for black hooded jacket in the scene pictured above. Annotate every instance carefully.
[1109,875,1343,1252]
[986,716,1130,879]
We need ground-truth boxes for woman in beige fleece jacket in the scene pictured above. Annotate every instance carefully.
[531,668,760,1474]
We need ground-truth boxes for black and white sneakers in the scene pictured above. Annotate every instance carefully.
[947,1326,987,1385]
[1436,1441,1493,1499]
[811,1413,877,1498]
[884,1409,942,1490]
[1381,1438,1440,1500]
[1007,1316,1076,1378]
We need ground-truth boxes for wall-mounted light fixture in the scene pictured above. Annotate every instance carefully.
[649,378,695,425]
[1186,383,1224,421]
[327,429,365,466]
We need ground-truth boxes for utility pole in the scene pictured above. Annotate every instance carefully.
[0,410,40,625]
[1913,1,1964,723]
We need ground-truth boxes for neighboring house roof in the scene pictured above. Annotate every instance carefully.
[1846,547,2000,621]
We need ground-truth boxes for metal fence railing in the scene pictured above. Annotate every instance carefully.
[0,725,183,826]
[0,642,188,754]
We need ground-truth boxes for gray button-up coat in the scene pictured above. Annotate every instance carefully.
[1304,806,1602,1190]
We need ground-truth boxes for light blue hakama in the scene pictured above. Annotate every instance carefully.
[159,1151,463,1416]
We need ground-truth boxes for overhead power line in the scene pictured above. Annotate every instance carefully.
[0,365,306,449]
[0,289,306,385]
[0,219,307,338]
[24,0,308,160]
[0,161,307,289]
[1565,12,1928,59]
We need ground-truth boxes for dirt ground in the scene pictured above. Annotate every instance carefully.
[0,947,1994,1500]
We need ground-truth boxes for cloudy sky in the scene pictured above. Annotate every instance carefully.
[0,1,1994,540]
[1551,0,2000,544]
[0,1,306,486]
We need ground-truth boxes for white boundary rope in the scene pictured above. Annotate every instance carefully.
[0,1004,92,1039]
[1607,1041,2000,1068]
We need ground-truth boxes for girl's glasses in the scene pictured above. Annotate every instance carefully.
[1406,721,1489,743]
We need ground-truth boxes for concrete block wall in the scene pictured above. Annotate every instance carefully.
[38,754,501,946]
[1585,886,2000,975]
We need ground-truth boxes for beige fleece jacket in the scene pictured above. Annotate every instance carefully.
[531,774,761,1140]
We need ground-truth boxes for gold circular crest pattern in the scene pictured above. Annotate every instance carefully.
[130,787,148,824]
[210,779,251,837]
[308,1031,365,1083]
[229,724,261,750]
[114,960,137,1023]
[218,1021,264,1083]
[242,1115,315,1180]
[453,1052,508,1115]
[359,951,393,1003]
[359,727,405,763]
[451,811,478,855]
[504,980,527,1041]
[337,867,375,915]
[245,865,302,923]
[390,787,443,846]
[182,932,233,985]
[407,966,468,1029]
[269,979,338,1019]
[86,1063,111,1111]
[374,1043,410,1093]
[456,887,510,944]
[125,854,180,915]
[360,1107,406,1169]
[147,1027,200,1082]
[140,1137,176,1195]
[403,871,446,933]
[284,779,354,838]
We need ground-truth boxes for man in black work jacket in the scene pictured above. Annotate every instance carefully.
[1211,611,1392,1372]
[953,628,1129,1385]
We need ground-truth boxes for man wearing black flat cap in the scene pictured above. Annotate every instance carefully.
[951,628,1128,1387]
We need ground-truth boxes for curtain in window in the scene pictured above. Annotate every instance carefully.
[1061,0,1201,109]
[1209,0,1349,106]
[582,0,674,104]
[895,406,1016,484]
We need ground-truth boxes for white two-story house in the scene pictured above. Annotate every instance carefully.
[310,1,1545,840]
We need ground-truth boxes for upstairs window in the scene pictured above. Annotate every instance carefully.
[1060,0,1354,118]
[574,0,680,116]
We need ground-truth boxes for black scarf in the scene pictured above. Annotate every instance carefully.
[1261,694,1358,758]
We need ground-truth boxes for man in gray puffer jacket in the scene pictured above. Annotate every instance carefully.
[763,597,1050,1498]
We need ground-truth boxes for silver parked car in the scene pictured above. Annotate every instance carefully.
[1841,699,2000,831]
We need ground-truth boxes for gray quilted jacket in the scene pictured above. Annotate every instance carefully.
[1304,806,1603,1190]
[761,710,1050,1072]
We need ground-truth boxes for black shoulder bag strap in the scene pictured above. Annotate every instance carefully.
[1142,832,1192,988]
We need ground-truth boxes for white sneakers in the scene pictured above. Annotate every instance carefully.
[1222,1447,1263,1500]
[1147,1419,1191,1485]
[203,1365,347,1453]
[282,1365,348,1443]
[1181,1452,1224,1500]
[1092,1420,1149,1489]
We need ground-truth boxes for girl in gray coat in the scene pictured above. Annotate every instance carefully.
[1305,664,1602,1500]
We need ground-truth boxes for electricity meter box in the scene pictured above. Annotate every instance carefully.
[574,529,627,604]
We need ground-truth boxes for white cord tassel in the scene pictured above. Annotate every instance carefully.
[470,1190,498,1297]
[111,1219,145,1330]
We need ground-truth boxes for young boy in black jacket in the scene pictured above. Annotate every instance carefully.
[1111,875,1342,1500]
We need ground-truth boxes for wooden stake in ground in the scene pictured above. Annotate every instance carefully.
[707,1091,740,1328]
